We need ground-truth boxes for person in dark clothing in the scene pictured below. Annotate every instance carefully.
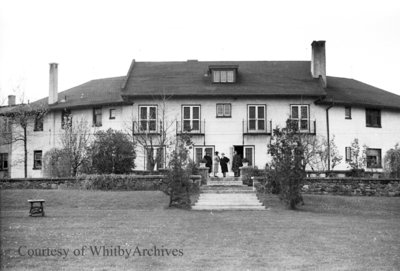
[219,153,230,177]
[203,154,212,173]
[232,151,243,177]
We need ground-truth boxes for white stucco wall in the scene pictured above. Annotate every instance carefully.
[4,98,400,178]
[325,106,400,171]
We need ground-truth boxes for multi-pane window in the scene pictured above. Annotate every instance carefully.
[244,146,254,166]
[34,115,43,131]
[366,108,381,127]
[2,118,11,133]
[345,147,352,161]
[109,109,116,119]
[366,148,382,168]
[290,105,309,131]
[93,108,102,127]
[61,109,72,129]
[216,103,231,118]
[183,106,200,132]
[139,106,157,132]
[212,70,235,83]
[248,105,265,131]
[0,153,8,171]
[345,106,352,119]
[146,147,165,170]
[194,147,213,165]
[33,151,42,170]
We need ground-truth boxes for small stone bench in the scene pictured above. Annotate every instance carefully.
[28,199,45,217]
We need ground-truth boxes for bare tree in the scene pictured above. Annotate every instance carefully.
[59,117,92,176]
[0,103,47,177]
[128,95,176,172]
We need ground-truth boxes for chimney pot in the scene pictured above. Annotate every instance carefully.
[311,41,327,87]
[8,95,16,106]
[49,63,59,104]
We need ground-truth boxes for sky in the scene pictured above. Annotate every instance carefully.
[1,0,400,104]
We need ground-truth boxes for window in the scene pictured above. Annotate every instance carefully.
[216,103,231,118]
[194,146,214,166]
[0,153,8,171]
[33,151,42,170]
[366,108,381,127]
[345,147,352,161]
[139,106,157,132]
[146,146,165,170]
[93,108,102,127]
[61,109,72,129]
[212,70,236,83]
[248,105,265,131]
[366,148,382,168]
[244,146,254,166]
[34,115,43,131]
[109,109,116,120]
[290,105,309,131]
[2,118,11,133]
[345,106,351,119]
[182,106,200,132]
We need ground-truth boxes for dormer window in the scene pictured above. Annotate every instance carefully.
[209,65,238,83]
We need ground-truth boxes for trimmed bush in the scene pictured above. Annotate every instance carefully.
[80,174,164,191]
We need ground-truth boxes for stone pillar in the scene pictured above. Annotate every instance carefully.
[198,167,209,185]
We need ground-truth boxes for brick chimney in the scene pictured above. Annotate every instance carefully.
[311,41,327,88]
[8,95,16,106]
[49,63,58,104]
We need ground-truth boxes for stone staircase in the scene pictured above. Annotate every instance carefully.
[192,177,265,211]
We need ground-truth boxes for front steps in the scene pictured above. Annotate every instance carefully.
[192,177,265,211]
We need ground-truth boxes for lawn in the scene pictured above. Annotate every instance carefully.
[1,189,399,271]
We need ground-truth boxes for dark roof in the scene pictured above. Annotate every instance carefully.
[317,76,400,110]
[32,76,130,111]
[121,61,326,98]
[21,60,400,112]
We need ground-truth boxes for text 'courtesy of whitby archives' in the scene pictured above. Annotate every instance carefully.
[17,245,184,259]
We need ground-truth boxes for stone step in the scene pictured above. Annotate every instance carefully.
[207,183,246,187]
[192,205,265,211]
[198,201,260,204]
[207,181,244,186]
[199,194,259,198]
[201,185,253,190]
[209,177,242,182]
[200,190,255,194]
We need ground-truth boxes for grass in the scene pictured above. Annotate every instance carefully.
[1,189,399,271]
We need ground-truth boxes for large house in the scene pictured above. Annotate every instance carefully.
[1,41,400,178]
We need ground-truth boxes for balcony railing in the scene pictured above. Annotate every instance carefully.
[176,120,205,135]
[243,120,272,135]
[285,119,316,135]
[132,121,163,135]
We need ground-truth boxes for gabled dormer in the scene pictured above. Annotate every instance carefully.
[208,65,238,83]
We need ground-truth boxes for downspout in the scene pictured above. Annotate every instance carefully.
[326,101,334,171]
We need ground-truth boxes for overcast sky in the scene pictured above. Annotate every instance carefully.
[1,0,400,104]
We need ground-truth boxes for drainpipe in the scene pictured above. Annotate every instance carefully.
[326,102,334,171]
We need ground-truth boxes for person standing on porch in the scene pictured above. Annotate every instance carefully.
[213,151,220,177]
[220,153,230,178]
[204,153,212,174]
[232,151,243,177]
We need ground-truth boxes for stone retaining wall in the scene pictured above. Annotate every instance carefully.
[302,178,400,196]
[0,175,201,192]
[253,177,400,197]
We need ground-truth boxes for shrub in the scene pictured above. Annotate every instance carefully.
[43,148,72,177]
[384,144,400,178]
[81,174,163,191]
[89,129,136,174]
[268,120,306,209]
